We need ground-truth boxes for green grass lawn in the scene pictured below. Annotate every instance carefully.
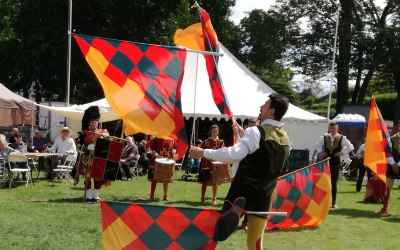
[1,171,400,250]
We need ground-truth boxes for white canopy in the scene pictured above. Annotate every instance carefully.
[332,113,366,123]
[39,44,328,152]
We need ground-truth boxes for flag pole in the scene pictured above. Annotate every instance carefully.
[71,33,223,57]
[66,0,72,107]
[245,211,287,216]
[192,2,233,122]
[326,2,340,123]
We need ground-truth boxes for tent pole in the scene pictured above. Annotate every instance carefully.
[190,53,200,146]
[120,121,125,138]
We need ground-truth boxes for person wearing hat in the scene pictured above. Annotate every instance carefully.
[47,127,77,179]
[48,127,77,157]
[78,106,109,202]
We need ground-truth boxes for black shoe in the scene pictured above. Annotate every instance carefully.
[217,197,246,241]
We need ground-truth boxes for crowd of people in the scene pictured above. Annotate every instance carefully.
[2,93,400,247]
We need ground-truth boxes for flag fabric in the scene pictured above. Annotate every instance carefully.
[174,7,233,117]
[267,159,331,229]
[100,201,221,250]
[364,97,391,183]
[90,137,124,181]
[73,34,188,159]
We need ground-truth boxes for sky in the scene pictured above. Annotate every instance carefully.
[230,0,276,24]
[230,0,386,24]
[229,0,387,93]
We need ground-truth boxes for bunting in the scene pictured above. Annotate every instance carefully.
[267,160,331,229]
[364,97,391,183]
[174,6,232,117]
[100,201,221,249]
[73,34,188,159]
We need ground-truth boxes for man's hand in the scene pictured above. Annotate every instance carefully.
[232,121,244,138]
[391,163,400,174]
[189,146,204,160]
[334,152,343,157]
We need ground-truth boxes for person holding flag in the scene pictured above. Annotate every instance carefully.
[77,106,110,202]
[378,120,400,215]
[190,93,290,249]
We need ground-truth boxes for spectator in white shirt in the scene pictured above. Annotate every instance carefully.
[49,127,77,157]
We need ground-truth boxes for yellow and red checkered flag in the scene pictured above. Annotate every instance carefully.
[364,97,391,183]
[267,159,331,229]
[73,34,188,159]
[101,201,221,249]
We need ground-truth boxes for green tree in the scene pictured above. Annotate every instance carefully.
[229,9,299,103]
[272,0,399,118]
[0,0,237,105]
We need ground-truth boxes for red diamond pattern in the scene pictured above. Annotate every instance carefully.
[192,209,221,238]
[120,204,154,236]
[311,185,327,205]
[156,207,191,240]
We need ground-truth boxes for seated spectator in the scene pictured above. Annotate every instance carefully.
[0,134,15,161]
[33,130,48,152]
[8,127,19,144]
[47,127,77,179]
[9,134,35,153]
[48,127,77,157]
[32,130,49,170]
[138,139,150,175]
[188,139,202,176]
[117,136,139,181]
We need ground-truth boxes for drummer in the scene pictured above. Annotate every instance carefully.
[146,137,178,201]
[198,125,225,205]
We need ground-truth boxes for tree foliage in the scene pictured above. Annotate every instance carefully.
[227,8,299,104]
[272,0,400,119]
[0,0,236,104]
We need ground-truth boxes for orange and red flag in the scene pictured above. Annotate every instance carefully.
[364,97,392,183]
[174,6,232,117]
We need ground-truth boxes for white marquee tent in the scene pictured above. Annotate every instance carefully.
[38,44,328,152]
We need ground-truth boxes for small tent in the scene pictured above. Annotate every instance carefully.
[0,83,36,126]
[38,45,328,152]
[332,113,366,150]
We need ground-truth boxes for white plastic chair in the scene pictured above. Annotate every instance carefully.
[52,154,77,183]
[0,157,11,187]
[130,156,141,180]
[339,154,352,182]
[174,154,185,175]
[8,153,32,188]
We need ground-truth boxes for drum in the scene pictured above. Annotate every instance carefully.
[211,161,231,185]
[153,158,175,183]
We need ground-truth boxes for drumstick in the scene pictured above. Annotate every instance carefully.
[245,211,287,216]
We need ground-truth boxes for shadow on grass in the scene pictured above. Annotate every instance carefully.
[24,197,92,204]
[329,208,384,219]
[382,216,400,223]
[266,226,319,233]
